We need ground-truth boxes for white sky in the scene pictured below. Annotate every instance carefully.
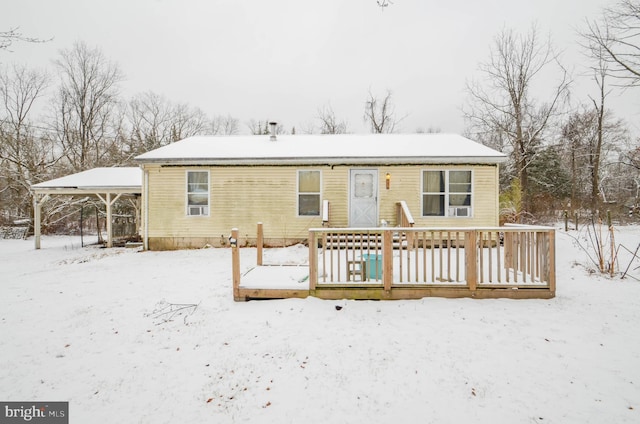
[2,0,638,136]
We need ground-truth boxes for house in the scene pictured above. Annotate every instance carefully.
[135,126,508,251]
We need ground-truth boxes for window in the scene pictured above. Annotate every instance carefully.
[186,171,209,216]
[298,170,321,216]
[422,170,472,217]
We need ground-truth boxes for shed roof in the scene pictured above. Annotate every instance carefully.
[32,167,142,195]
[135,133,507,165]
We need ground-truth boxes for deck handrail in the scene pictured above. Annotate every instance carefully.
[396,201,415,227]
[308,225,555,292]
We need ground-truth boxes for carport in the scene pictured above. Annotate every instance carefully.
[31,167,142,249]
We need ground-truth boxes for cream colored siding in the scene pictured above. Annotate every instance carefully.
[144,163,500,249]
[322,166,349,226]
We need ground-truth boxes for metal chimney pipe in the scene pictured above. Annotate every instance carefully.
[269,122,277,141]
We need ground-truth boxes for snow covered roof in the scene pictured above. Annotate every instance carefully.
[32,167,142,194]
[134,134,507,165]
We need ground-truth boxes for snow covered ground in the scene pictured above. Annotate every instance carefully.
[1,225,639,423]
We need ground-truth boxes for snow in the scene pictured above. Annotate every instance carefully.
[135,133,508,165]
[32,167,142,190]
[1,227,640,423]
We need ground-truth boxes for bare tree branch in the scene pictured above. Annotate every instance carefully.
[581,0,640,87]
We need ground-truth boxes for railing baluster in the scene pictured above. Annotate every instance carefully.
[439,231,443,283]
[488,231,493,283]
[446,231,451,283]
[477,231,482,284]
[497,231,501,283]
[413,232,420,283]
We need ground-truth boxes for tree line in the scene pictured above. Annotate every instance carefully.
[1,0,639,233]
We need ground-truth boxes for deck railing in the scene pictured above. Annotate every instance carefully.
[396,201,415,227]
[308,226,555,292]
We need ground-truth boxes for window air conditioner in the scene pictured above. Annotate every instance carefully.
[189,206,208,216]
[449,206,470,217]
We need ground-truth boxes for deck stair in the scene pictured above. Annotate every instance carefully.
[321,231,408,250]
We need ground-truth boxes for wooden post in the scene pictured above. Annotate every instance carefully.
[548,229,556,296]
[608,211,615,277]
[563,210,568,232]
[257,222,263,266]
[383,229,393,292]
[33,194,49,249]
[308,230,317,291]
[465,230,477,291]
[106,193,112,248]
[231,228,242,301]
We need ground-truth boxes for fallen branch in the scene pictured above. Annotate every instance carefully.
[146,300,200,325]
[619,243,640,281]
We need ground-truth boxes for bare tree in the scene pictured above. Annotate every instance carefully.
[246,119,268,135]
[210,114,240,135]
[125,91,209,157]
[376,0,394,10]
[463,26,570,214]
[0,27,49,51]
[0,64,55,227]
[316,104,348,134]
[587,50,610,211]
[50,41,124,171]
[561,106,628,213]
[363,89,403,134]
[127,91,173,154]
[582,0,640,88]
[246,119,285,135]
[416,126,441,134]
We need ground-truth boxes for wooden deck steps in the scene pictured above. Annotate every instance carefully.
[321,231,408,250]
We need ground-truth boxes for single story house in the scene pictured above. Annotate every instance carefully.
[135,127,507,250]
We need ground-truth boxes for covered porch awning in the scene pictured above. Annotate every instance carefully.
[31,167,142,249]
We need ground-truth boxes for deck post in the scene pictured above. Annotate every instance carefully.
[231,228,242,301]
[308,230,317,291]
[257,222,263,265]
[465,230,477,292]
[383,229,393,292]
[548,229,556,296]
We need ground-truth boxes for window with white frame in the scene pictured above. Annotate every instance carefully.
[186,170,209,216]
[298,170,321,216]
[422,170,472,217]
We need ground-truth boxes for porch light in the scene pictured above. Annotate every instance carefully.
[386,172,391,189]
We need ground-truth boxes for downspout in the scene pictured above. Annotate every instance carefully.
[143,166,149,250]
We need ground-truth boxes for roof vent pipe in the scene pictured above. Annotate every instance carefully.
[269,122,277,141]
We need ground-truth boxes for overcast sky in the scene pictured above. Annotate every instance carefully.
[2,0,637,136]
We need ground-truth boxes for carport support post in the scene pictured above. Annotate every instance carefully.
[97,192,123,248]
[106,193,112,248]
[33,194,49,250]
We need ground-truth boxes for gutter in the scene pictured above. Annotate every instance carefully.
[135,156,508,166]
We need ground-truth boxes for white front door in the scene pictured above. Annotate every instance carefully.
[349,169,378,227]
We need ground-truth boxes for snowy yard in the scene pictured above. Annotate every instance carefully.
[1,226,639,423]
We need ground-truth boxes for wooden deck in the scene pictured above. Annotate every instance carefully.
[232,225,556,301]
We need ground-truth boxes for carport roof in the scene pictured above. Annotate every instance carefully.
[32,167,142,195]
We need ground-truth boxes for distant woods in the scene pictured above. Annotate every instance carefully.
[1,0,640,231]
[464,0,640,222]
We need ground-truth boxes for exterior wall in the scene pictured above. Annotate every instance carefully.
[143,163,500,250]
